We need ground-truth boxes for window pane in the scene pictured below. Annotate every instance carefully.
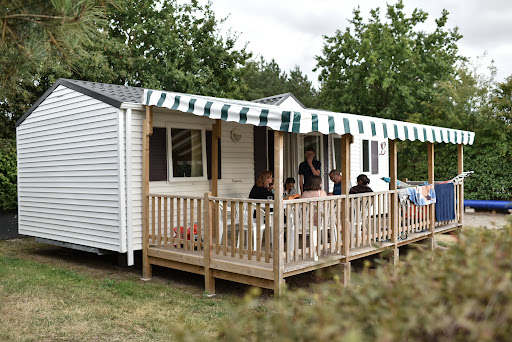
[171,128,203,178]
[362,140,369,172]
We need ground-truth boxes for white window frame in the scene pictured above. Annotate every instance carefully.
[166,123,208,182]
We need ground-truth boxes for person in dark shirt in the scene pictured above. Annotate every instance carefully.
[329,169,342,195]
[298,146,321,194]
[249,170,274,200]
[349,174,373,194]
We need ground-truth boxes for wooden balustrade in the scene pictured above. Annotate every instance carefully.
[282,196,345,262]
[146,185,462,269]
[348,191,393,249]
[147,194,204,251]
[209,197,274,264]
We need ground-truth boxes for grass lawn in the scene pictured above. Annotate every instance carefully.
[0,239,240,342]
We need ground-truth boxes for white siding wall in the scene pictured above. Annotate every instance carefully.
[17,86,123,251]
[130,109,144,250]
[327,135,390,193]
[129,108,255,250]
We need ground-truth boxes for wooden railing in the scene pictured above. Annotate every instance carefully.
[146,185,463,265]
[348,191,393,249]
[147,194,204,251]
[282,196,345,262]
[209,197,274,264]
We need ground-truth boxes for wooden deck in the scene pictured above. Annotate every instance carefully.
[143,185,464,294]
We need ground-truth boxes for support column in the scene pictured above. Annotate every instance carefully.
[341,134,351,284]
[273,131,285,296]
[203,192,215,295]
[458,144,464,227]
[427,142,435,251]
[389,140,399,265]
[212,120,221,197]
[142,105,154,280]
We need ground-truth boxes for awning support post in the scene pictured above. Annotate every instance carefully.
[341,133,352,284]
[273,130,285,296]
[142,105,154,280]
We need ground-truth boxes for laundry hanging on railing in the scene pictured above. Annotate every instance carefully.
[406,185,436,206]
[435,183,455,221]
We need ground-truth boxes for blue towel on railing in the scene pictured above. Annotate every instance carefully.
[435,183,455,221]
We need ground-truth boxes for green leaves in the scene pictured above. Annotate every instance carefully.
[0,139,17,211]
[316,0,463,121]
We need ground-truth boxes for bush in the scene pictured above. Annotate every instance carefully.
[0,139,17,211]
[214,224,512,342]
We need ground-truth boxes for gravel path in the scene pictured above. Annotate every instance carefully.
[463,211,510,229]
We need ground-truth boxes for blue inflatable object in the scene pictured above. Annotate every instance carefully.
[464,200,512,210]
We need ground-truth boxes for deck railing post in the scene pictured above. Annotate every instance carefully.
[428,142,435,251]
[341,134,351,284]
[142,105,153,280]
[273,131,285,296]
[203,192,215,295]
[389,139,399,265]
[457,144,464,228]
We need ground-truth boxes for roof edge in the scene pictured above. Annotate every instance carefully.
[16,79,124,127]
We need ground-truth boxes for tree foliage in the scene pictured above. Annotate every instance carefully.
[316,1,463,121]
[0,139,17,211]
[241,57,319,108]
[0,0,117,99]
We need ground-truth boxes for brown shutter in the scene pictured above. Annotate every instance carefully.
[206,130,221,179]
[371,140,379,174]
[149,127,167,181]
[253,126,267,183]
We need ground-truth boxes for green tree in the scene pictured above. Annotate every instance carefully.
[316,1,463,121]
[0,0,251,139]
[241,57,319,108]
[0,0,117,99]
[105,0,250,99]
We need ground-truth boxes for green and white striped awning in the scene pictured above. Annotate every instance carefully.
[143,89,475,145]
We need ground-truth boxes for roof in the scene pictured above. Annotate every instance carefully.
[16,79,143,126]
[18,79,475,145]
[252,93,306,108]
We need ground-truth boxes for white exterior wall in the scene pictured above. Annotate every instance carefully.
[17,86,123,251]
[327,135,390,193]
[129,108,255,250]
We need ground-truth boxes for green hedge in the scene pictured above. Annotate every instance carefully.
[0,139,17,211]
[210,222,512,342]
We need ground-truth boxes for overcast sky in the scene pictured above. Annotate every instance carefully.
[209,0,511,88]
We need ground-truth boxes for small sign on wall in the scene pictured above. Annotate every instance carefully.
[232,179,243,183]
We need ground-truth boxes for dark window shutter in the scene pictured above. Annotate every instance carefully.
[371,140,379,174]
[362,140,369,172]
[253,126,267,183]
[149,127,167,181]
[206,131,221,179]
[323,134,329,191]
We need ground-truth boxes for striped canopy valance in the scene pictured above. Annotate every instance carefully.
[144,90,475,145]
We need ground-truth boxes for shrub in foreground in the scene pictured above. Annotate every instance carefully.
[215,222,512,341]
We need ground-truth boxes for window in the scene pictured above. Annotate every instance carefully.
[362,139,379,175]
[149,126,221,181]
[332,137,341,171]
[171,128,204,178]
